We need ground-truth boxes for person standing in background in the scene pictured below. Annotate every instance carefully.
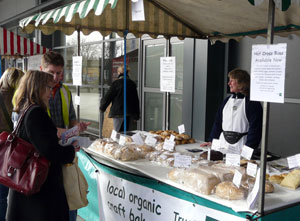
[0,67,24,221]
[40,51,90,221]
[100,65,140,132]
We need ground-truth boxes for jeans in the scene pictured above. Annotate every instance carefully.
[69,210,77,221]
[0,184,9,221]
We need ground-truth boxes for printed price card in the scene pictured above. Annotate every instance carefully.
[163,139,175,151]
[131,133,144,145]
[111,130,118,141]
[119,135,126,145]
[211,139,221,151]
[226,153,240,167]
[169,134,175,142]
[241,145,254,160]
[145,136,157,146]
[247,162,258,177]
[178,124,185,134]
[174,155,192,168]
[233,169,243,188]
[287,155,299,169]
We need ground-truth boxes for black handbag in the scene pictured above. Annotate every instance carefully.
[223,131,248,144]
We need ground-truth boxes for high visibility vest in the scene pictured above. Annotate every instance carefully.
[47,84,71,128]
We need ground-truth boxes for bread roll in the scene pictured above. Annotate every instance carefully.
[215,181,246,200]
[280,169,300,189]
[188,138,196,144]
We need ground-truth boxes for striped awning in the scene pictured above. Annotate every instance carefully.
[0,27,49,57]
[19,0,202,39]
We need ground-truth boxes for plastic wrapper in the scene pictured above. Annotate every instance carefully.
[280,169,300,189]
[196,165,234,182]
[215,181,246,200]
[168,168,221,195]
[240,176,274,193]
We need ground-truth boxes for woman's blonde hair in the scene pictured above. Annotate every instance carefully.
[14,70,54,113]
[117,65,130,74]
[228,68,250,96]
[0,68,25,90]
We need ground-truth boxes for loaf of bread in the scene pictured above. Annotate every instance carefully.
[241,177,274,193]
[200,150,223,161]
[215,181,246,200]
[269,174,286,184]
[280,169,300,189]
[168,168,221,195]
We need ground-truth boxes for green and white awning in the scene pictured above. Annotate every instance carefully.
[19,0,300,42]
[19,0,202,39]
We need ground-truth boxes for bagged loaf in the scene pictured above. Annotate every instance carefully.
[215,181,246,200]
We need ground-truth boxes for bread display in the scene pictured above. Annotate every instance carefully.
[149,130,195,145]
[280,169,300,189]
[168,168,221,195]
[215,181,246,200]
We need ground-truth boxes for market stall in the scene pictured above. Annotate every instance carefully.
[17,0,300,220]
[0,27,49,75]
[76,130,300,221]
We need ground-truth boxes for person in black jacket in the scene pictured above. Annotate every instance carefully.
[100,65,140,132]
[7,70,77,221]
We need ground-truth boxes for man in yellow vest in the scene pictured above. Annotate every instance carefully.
[40,51,90,221]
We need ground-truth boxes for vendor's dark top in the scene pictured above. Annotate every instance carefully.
[7,105,75,221]
[100,74,140,120]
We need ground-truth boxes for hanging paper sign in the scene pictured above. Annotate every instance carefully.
[163,139,175,151]
[28,54,43,70]
[131,0,145,21]
[250,43,287,103]
[160,57,176,92]
[74,95,80,105]
[72,56,82,86]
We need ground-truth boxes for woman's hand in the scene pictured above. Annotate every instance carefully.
[200,142,212,147]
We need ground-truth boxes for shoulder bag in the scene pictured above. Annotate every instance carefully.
[0,104,50,195]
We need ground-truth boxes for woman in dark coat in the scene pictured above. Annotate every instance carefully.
[7,70,76,221]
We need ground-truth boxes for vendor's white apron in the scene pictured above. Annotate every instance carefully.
[219,96,249,153]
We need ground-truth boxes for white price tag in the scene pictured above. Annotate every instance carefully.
[174,155,192,168]
[207,148,211,161]
[287,155,299,169]
[227,145,241,154]
[145,136,157,146]
[163,139,175,151]
[247,162,258,177]
[233,169,243,188]
[111,130,118,141]
[119,135,126,145]
[131,133,144,145]
[225,153,240,167]
[241,145,254,160]
[178,124,185,134]
[211,139,221,151]
[169,134,175,142]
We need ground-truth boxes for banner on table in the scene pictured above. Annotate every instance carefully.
[96,169,245,221]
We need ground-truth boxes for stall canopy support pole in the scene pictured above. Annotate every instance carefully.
[76,28,81,122]
[258,0,275,216]
[123,30,128,134]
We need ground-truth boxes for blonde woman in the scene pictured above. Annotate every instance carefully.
[7,70,76,221]
[0,67,24,221]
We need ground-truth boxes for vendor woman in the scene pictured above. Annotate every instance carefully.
[201,68,263,152]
